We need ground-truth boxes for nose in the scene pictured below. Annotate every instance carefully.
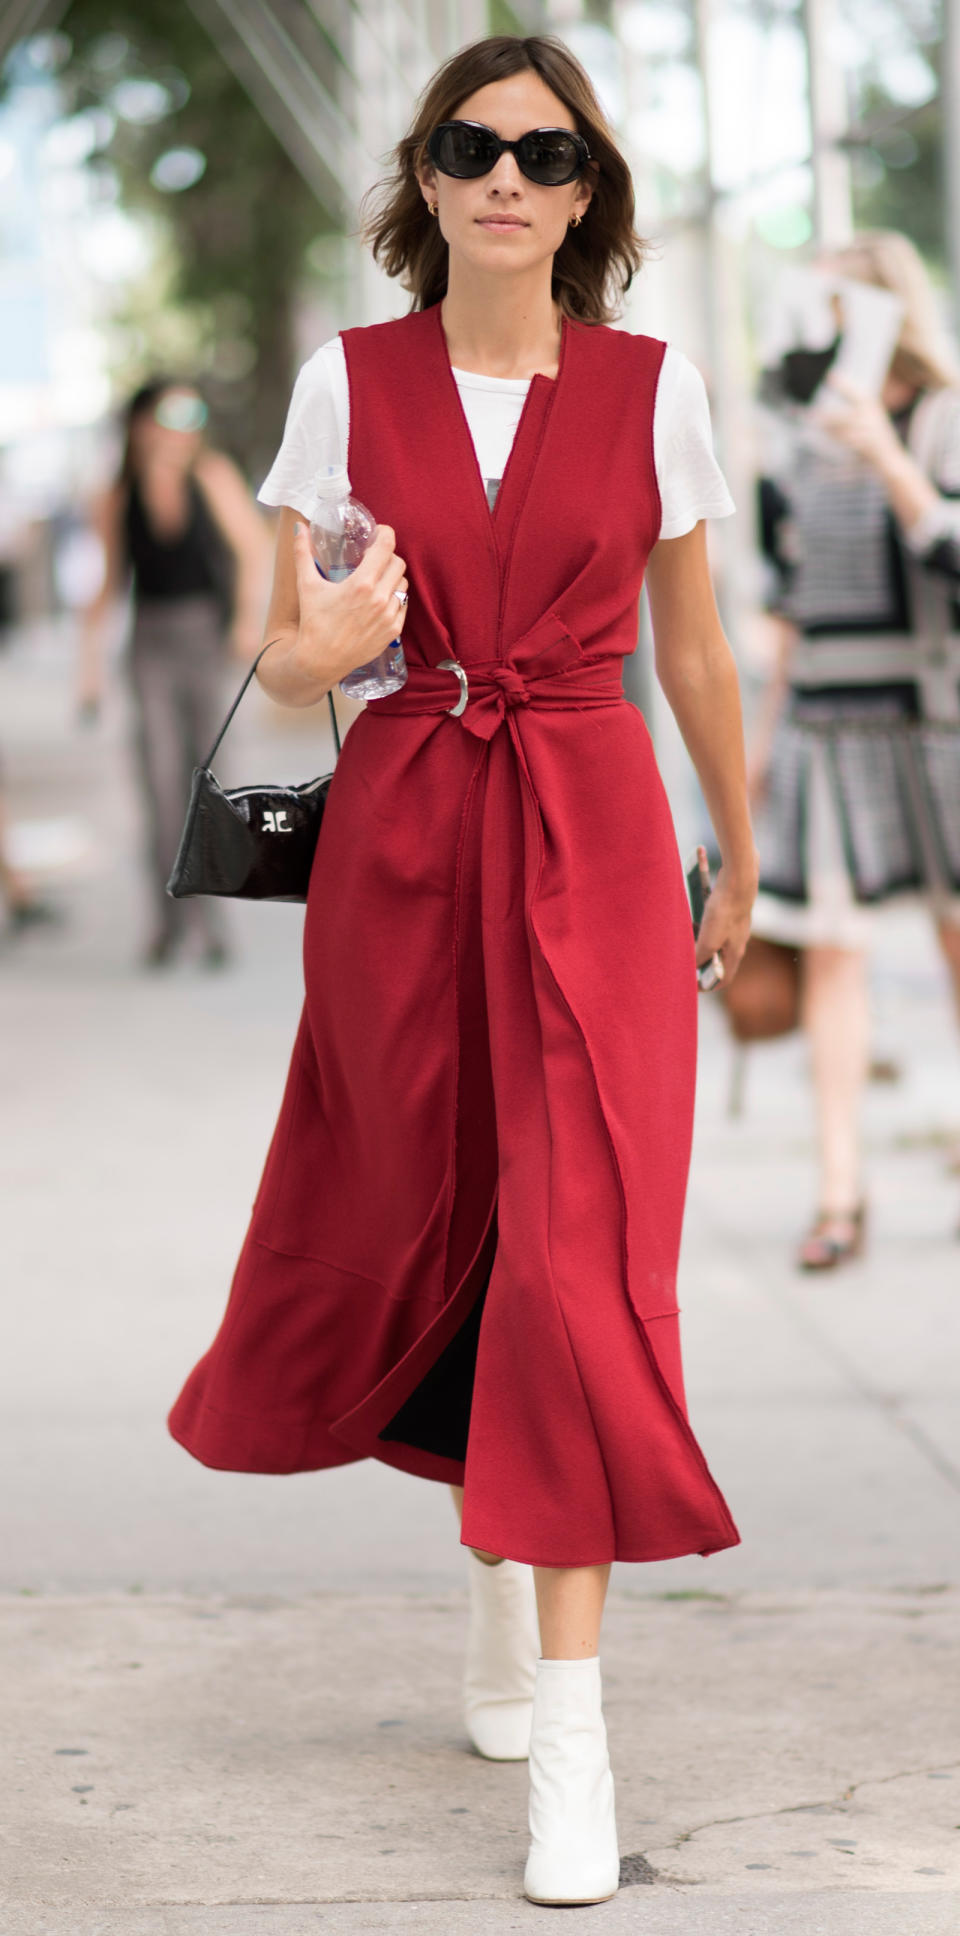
[485,151,524,196]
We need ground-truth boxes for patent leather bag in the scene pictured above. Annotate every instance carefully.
[166,641,341,904]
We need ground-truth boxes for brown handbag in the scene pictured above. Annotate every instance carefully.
[720,934,802,1042]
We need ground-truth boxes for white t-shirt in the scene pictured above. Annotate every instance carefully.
[258,333,735,540]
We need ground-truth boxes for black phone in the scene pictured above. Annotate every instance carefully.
[685,846,724,992]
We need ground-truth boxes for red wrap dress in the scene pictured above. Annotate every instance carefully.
[168,304,740,1568]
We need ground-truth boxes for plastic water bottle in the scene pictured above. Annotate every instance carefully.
[308,465,407,701]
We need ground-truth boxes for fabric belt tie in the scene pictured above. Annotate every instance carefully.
[373,644,624,743]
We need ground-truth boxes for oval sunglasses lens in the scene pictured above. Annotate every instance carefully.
[519,134,580,183]
[441,125,496,176]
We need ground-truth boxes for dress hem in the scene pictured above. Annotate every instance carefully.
[167,1408,741,1563]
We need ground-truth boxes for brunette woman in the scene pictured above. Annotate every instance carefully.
[80,379,272,965]
[168,35,757,1905]
[751,231,960,1268]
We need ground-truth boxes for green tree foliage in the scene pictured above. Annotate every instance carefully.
[57,0,338,477]
[850,58,943,270]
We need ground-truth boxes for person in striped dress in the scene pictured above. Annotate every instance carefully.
[750,231,960,1267]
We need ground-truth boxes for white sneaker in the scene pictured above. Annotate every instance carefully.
[523,1655,620,1905]
[463,1553,539,1760]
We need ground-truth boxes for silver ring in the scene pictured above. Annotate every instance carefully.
[437,658,469,718]
[394,588,408,608]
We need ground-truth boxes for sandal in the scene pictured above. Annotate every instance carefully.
[796,1202,867,1272]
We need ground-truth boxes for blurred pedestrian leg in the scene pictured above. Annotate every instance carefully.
[0,771,62,939]
[798,945,870,1264]
[130,592,229,964]
[936,910,960,1027]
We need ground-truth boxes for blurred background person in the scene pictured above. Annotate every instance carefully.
[79,377,272,968]
[0,778,60,937]
[750,231,960,1268]
[0,496,60,940]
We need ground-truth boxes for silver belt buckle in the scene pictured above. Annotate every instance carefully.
[437,658,469,717]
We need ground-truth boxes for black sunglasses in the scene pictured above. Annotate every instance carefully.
[427,120,591,188]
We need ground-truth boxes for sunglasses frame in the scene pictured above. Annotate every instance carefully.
[426,120,592,188]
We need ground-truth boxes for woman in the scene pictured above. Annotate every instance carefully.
[80,378,272,965]
[168,35,757,1907]
[751,231,960,1269]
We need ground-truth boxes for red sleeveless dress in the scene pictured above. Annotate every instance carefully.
[168,306,740,1568]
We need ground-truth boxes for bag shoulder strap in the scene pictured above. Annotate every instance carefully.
[202,640,342,769]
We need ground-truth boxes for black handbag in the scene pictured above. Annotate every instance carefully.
[166,641,341,904]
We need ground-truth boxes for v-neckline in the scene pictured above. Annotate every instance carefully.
[431,302,568,533]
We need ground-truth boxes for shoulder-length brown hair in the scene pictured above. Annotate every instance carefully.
[360,35,649,326]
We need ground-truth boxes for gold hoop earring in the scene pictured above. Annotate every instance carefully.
[428,201,439,217]
[569,213,582,229]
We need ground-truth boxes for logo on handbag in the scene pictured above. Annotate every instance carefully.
[262,808,292,834]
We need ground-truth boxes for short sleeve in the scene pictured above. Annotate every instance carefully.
[654,348,736,541]
[257,336,349,521]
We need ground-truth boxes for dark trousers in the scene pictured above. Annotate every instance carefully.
[129,594,229,947]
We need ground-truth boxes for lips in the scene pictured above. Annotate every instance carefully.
[477,217,528,229]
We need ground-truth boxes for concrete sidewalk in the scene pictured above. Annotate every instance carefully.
[2,622,959,1930]
[6,1589,960,1927]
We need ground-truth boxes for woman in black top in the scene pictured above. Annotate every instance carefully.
[81,379,271,964]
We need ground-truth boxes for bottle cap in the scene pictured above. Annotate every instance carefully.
[312,463,351,501]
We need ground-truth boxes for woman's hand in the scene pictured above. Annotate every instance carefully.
[291,519,408,687]
[695,860,758,985]
[811,370,944,537]
[811,370,903,468]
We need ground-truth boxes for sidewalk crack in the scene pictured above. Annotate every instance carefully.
[662,1758,960,1851]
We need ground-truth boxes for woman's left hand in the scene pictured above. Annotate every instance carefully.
[811,370,903,468]
[696,862,757,987]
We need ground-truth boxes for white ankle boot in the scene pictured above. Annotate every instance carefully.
[463,1553,539,1760]
[523,1655,620,1905]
